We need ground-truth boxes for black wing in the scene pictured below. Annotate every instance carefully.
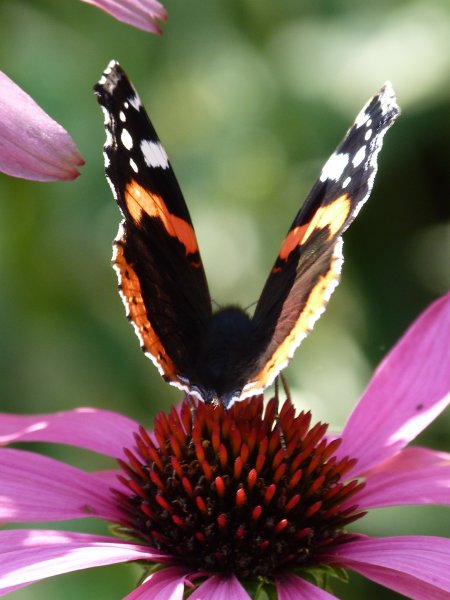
[94,61,212,393]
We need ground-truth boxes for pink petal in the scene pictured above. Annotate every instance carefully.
[0,407,140,459]
[365,446,450,473]
[189,574,251,600]
[351,446,450,509]
[0,448,121,522]
[81,0,167,34]
[124,567,190,599]
[353,465,450,509]
[276,572,339,599]
[0,529,170,595]
[324,536,450,600]
[338,293,450,476]
[93,469,128,488]
[0,71,84,181]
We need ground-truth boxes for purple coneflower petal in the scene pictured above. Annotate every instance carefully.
[351,446,450,509]
[325,536,450,599]
[189,574,251,599]
[352,462,450,509]
[338,292,450,475]
[0,408,140,458]
[0,530,170,595]
[365,446,450,473]
[276,572,339,599]
[80,0,167,34]
[92,468,128,487]
[0,71,84,181]
[124,566,190,599]
[0,448,121,522]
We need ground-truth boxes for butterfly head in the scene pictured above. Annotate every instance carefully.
[194,388,242,410]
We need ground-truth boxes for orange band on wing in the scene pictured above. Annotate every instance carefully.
[278,194,351,262]
[114,238,180,382]
[124,180,199,255]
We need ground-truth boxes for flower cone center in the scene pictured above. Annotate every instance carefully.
[115,397,364,579]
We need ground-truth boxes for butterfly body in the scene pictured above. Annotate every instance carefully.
[95,61,400,408]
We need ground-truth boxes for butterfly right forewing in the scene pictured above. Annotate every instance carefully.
[241,83,400,399]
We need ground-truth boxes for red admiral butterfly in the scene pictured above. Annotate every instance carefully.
[95,61,399,408]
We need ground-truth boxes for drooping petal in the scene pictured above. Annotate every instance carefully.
[338,293,450,476]
[324,536,450,600]
[124,566,190,599]
[353,465,450,509]
[189,574,251,600]
[0,529,171,595]
[80,0,167,34]
[351,447,450,509]
[0,448,122,522]
[0,407,141,459]
[276,572,339,599]
[0,71,84,181]
[363,446,450,473]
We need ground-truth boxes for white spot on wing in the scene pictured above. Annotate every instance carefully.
[98,61,116,86]
[364,129,372,141]
[105,173,118,202]
[342,176,351,188]
[113,221,125,249]
[320,152,349,182]
[141,140,169,169]
[119,111,126,122]
[352,146,366,168]
[354,110,370,129]
[104,128,113,148]
[100,106,111,127]
[121,128,133,150]
[130,158,138,173]
[128,95,141,111]
[379,81,396,115]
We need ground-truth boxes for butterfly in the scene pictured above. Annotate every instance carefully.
[94,60,400,408]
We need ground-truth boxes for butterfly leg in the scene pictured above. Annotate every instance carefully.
[274,377,288,455]
[185,394,198,448]
[185,393,196,413]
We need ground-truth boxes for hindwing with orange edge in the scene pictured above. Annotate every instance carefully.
[95,61,400,407]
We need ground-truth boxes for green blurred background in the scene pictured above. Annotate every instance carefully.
[0,0,449,598]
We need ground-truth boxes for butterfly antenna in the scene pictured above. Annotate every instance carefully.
[280,372,292,403]
[211,298,222,311]
[185,394,198,447]
[243,299,258,312]
[274,376,288,455]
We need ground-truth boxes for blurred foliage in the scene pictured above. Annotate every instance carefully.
[0,0,449,598]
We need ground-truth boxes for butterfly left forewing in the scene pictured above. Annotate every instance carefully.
[243,83,400,398]
[95,61,212,392]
